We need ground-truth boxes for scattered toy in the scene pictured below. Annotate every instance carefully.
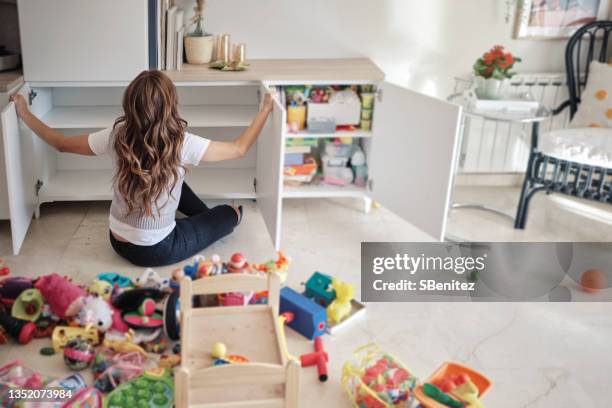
[64,338,96,371]
[0,308,37,344]
[11,288,44,322]
[327,278,354,325]
[77,296,114,332]
[35,273,86,319]
[211,342,249,365]
[280,286,327,340]
[304,271,335,307]
[88,279,113,301]
[135,268,171,291]
[52,324,99,352]
[300,337,329,382]
[104,368,174,408]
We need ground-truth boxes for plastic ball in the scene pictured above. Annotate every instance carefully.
[581,268,607,293]
[63,338,95,370]
[211,342,226,359]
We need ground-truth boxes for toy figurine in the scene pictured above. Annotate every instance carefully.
[102,330,148,358]
[227,253,249,273]
[35,273,86,319]
[327,278,354,325]
[300,337,329,382]
[63,338,95,371]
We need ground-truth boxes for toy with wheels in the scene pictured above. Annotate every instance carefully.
[162,290,180,341]
[0,309,36,344]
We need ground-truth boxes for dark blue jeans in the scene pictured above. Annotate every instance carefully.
[110,183,238,267]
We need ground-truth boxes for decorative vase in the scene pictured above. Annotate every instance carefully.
[474,76,507,100]
[184,35,214,64]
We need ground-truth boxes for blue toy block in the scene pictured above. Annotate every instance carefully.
[280,287,327,340]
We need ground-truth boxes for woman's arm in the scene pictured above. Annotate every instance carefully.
[9,94,94,156]
[201,92,274,162]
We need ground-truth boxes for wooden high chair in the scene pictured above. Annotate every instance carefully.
[175,273,300,408]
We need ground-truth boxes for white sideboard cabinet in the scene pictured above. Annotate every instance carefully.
[2,59,462,255]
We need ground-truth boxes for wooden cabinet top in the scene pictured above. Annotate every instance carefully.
[0,70,24,92]
[164,58,385,83]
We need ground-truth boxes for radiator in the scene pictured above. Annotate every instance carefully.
[455,74,571,173]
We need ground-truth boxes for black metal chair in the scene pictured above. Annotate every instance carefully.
[515,20,612,229]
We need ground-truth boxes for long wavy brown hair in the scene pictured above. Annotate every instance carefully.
[112,70,187,216]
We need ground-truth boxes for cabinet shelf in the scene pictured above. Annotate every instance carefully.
[282,182,366,198]
[38,168,256,203]
[285,130,372,139]
[41,105,258,129]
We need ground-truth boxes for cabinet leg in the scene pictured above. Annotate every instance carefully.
[34,205,40,219]
[362,196,372,214]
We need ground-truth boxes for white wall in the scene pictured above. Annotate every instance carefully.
[177,0,572,98]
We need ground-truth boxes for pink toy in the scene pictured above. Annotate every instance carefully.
[111,305,129,333]
[35,274,86,319]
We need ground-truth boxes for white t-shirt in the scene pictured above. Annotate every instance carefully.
[88,127,210,245]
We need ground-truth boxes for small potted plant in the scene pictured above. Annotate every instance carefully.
[473,45,521,99]
[184,0,214,64]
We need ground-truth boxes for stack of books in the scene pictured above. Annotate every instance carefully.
[150,0,185,70]
[284,138,318,185]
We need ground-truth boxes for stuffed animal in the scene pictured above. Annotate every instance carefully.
[134,269,171,292]
[77,296,113,332]
[327,278,354,325]
[88,280,113,301]
[35,274,86,319]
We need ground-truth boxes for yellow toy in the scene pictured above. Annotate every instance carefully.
[327,278,354,325]
[253,251,289,284]
[88,279,113,301]
[102,330,148,358]
[52,324,99,352]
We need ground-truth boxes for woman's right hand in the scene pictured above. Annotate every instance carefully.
[9,94,29,119]
[261,92,274,113]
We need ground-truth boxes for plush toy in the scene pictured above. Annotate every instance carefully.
[77,296,113,332]
[134,269,171,292]
[88,280,113,301]
[327,278,354,325]
[35,274,86,319]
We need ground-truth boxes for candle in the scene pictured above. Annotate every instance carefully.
[234,43,246,64]
[220,34,231,62]
[215,33,230,62]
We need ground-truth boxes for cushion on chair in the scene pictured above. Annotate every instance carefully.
[570,61,612,129]
[540,127,612,167]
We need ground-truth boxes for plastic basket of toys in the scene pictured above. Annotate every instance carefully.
[342,343,417,408]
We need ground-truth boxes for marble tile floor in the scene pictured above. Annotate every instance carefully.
[0,186,611,407]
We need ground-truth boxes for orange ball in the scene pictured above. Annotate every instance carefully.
[580,268,607,293]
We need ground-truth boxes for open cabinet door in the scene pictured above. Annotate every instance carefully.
[1,84,36,255]
[256,85,286,250]
[370,82,462,241]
